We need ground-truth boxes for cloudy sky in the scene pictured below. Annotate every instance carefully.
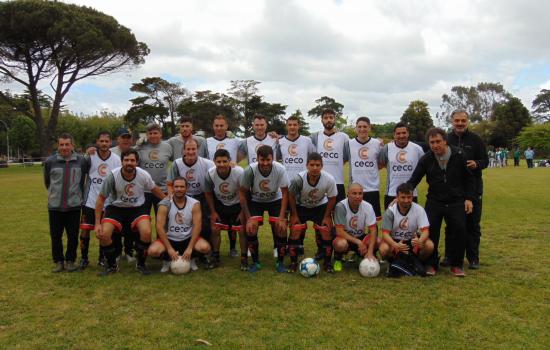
[22,0,550,130]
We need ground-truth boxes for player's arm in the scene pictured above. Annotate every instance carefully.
[377,145,388,168]
[239,187,251,221]
[237,141,247,163]
[322,196,337,229]
[166,163,178,195]
[412,227,430,253]
[94,194,107,238]
[204,190,219,224]
[406,155,427,188]
[183,202,202,261]
[381,211,408,253]
[365,224,378,260]
[288,175,301,226]
[276,187,289,232]
[156,205,178,261]
[43,159,51,189]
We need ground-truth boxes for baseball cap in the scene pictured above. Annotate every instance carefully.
[117,127,131,137]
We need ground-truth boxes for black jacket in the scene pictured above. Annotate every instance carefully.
[407,145,475,204]
[447,129,488,195]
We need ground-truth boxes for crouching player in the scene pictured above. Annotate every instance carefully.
[204,149,246,268]
[287,153,337,272]
[378,183,434,271]
[333,183,379,272]
[148,177,211,272]
[94,149,166,276]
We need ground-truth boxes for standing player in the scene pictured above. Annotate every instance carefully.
[168,116,208,160]
[239,145,289,272]
[348,117,383,220]
[238,114,280,165]
[332,183,378,272]
[148,177,212,272]
[110,128,133,157]
[278,115,316,180]
[287,153,337,272]
[79,131,121,269]
[378,183,434,264]
[378,122,425,208]
[204,149,246,266]
[206,114,242,162]
[94,149,166,275]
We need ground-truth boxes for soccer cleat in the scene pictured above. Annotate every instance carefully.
[314,249,325,260]
[160,260,171,273]
[287,262,298,273]
[451,266,466,277]
[468,260,480,270]
[205,257,220,270]
[125,254,136,263]
[229,249,238,258]
[440,257,450,267]
[425,265,437,276]
[65,261,79,272]
[324,265,335,273]
[240,262,249,271]
[97,265,118,277]
[275,261,287,273]
[248,262,262,273]
[79,258,89,270]
[333,260,343,272]
[190,259,199,271]
[97,257,106,268]
[52,262,65,273]
[136,264,151,275]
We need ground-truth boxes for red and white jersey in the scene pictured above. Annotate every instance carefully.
[278,135,315,180]
[385,142,424,196]
[160,196,199,241]
[381,202,429,241]
[206,136,242,162]
[333,199,377,238]
[84,152,121,209]
[311,131,349,184]
[349,137,381,192]
[204,166,244,206]
[100,167,155,208]
[169,157,215,197]
[241,135,278,164]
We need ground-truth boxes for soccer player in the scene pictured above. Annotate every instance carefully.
[238,114,279,165]
[332,183,378,272]
[148,177,212,273]
[287,153,337,272]
[79,131,121,269]
[44,133,89,273]
[378,183,434,264]
[348,116,383,220]
[168,116,208,160]
[204,149,246,265]
[135,123,173,214]
[206,114,242,162]
[378,122,425,208]
[239,145,289,272]
[278,115,316,180]
[94,149,166,276]
[406,128,474,277]
[110,127,133,157]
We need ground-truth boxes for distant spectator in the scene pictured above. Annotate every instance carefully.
[513,147,521,166]
[524,147,535,168]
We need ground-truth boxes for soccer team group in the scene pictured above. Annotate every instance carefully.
[44,108,488,277]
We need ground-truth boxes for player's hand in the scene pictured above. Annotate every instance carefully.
[412,237,425,249]
[321,216,333,231]
[182,247,193,261]
[86,146,97,155]
[268,131,279,140]
[229,161,237,167]
[366,252,376,261]
[210,212,220,225]
[246,219,256,234]
[358,242,368,256]
[167,248,179,261]
[95,224,104,239]
[276,217,287,233]
[289,215,300,228]
[389,198,397,207]
[395,240,409,253]
[466,160,477,169]
[465,200,473,214]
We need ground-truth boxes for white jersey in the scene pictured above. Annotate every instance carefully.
[278,136,315,180]
[349,137,381,192]
[100,167,155,208]
[240,135,278,164]
[383,142,424,196]
[333,199,377,238]
[289,170,337,208]
[206,136,242,162]
[241,162,289,203]
[83,152,121,209]
[136,141,173,192]
[381,202,429,241]
[160,196,199,242]
[169,157,215,197]
[311,131,349,184]
[204,166,244,206]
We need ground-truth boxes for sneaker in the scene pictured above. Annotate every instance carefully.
[97,265,118,277]
[468,260,480,270]
[248,262,262,273]
[52,262,64,273]
[240,261,249,271]
[205,257,220,270]
[450,266,466,277]
[97,257,106,268]
[440,257,450,267]
[333,260,343,272]
[288,262,298,273]
[275,261,287,273]
[160,260,171,273]
[66,261,79,272]
[314,249,325,260]
[273,248,278,258]
[324,264,335,273]
[136,264,151,275]
[229,249,238,258]
[125,254,136,263]
[425,265,437,276]
[79,258,89,270]
[190,259,199,271]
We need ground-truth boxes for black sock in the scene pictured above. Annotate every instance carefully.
[80,235,90,260]
[315,231,323,252]
[247,235,259,263]
[212,251,220,262]
[276,236,288,263]
[135,240,150,266]
[288,239,300,264]
[241,253,248,265]
[322,240,333,268]
[228,231,236,250]
[103,243,117,268]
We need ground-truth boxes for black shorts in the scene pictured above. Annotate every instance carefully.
[336,184,346,203]
[80,206,98,231]
[363,191,381,219]
[102,204,151,233]
[291,204,327,231]
[384,195,418,209]
[249,199,282,224]
[214,200,242,231]
[144,192,163,215]
[159,238,191,255]
[191,193,212,239]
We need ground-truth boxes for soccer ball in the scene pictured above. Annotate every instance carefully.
[359,258,380,277]
[170,257,191,275]
[299,258,320,278]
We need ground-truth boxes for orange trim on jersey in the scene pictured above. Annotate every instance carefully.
[368,224,377,229]
[382,229,392,235]
[419,226,430,231]
[361,234,372,245]
[131,215,151,231]
[101,218,122,232]
[79,223,94,230]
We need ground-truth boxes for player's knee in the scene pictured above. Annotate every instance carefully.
[195,238,211,254]
[378,242,391,258]
[333,238,348,252]
[423,239,434,254]
[147,243,163,257]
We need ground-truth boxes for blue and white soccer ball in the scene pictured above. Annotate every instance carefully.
[299,258,320,278]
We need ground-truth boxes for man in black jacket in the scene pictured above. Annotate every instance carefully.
[407,128,474,277]
[447,110,488,269]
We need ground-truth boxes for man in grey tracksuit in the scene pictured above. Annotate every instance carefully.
[44,133,89,272]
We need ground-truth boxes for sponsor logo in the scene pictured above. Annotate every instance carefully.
[175,212,184,225]
[219,182,230,194]
[149,150,159,161]
[358,147,369,160]
[216,143,225,150]
[349,216,358,230]
[288,144,298,156]
[98,164,109,177]
[124,183,135,197]
[399,217,409,230]
[323,139,334,151]
[186,169,195,181]
[308,188,319,201]
[396,150,407,164]
[259,179,270,192]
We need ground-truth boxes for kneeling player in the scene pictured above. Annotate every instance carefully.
[333,183,379,272]
[378,183,434,273]
[287,152,337,272]
[148,177,211,272]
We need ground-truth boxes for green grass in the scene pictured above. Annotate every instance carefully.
[1,163,549,349]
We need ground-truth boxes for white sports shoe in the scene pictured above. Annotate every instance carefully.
[125,254,136,263]
[160,260,171,273]
[190,258,199,271]
[273,248,278,258]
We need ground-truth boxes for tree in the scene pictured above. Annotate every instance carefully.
[8,115,37,156]
[288,109,310,136]
[400,100,434,142]
[307,96,347,129]
[371,122,396,140]
[489,97,531,147]
[177,90,237,135]
[245,95,287,135]
[0,0,149,156]
[437,82,512,124]
[227,80,261,135]
[125,77,187,136]
[531,89,550,123]
[515,124,550,155]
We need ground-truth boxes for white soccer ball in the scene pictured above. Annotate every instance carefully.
[359,258,380,277]
[170,257,191,275]
[299,258,320,278]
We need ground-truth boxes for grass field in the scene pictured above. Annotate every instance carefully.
[1,163,549,349]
